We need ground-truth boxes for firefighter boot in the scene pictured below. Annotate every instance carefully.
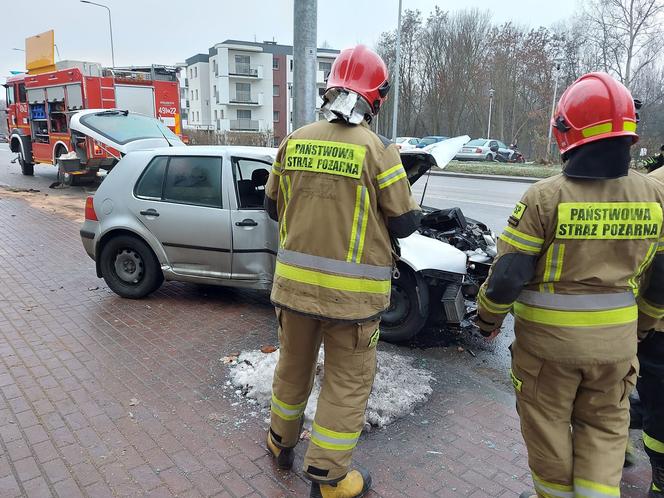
[310,469,372,498]
[266,432,295,470]
[649,461,664,497]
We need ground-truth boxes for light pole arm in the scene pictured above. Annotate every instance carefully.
[81,0,115,67]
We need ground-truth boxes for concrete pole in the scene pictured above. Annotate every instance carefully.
[293,0,317,130]
[390,0,403,141]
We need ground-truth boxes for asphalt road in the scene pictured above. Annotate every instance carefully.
[411,172,530,231]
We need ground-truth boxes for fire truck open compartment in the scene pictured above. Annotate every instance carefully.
[5,61,183,183]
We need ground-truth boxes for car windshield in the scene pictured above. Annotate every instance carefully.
[466,139,486,146]
[79,111,181,145]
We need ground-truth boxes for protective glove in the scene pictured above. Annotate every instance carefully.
[473,314,501,339]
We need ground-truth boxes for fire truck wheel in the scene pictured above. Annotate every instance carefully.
[18,151,34,176]
[99,235,164,299]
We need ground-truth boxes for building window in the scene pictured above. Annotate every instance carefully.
[273,111,279,122]
[194,66,198,78]
[319,61,332,73]
[273,58,279,70]
[237,109,252,120]
[195,89,199,101]
[235,82,251,102]
[214,110,218,120]
[213,60,218,76]
[235,54,251,75]
[273,85,279,97]
[189,68,193,79]
[290,59,293,71]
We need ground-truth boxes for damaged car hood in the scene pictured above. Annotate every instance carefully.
[401,135,470,185]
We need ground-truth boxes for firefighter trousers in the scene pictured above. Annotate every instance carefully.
[269,308,380,483]
[510,339,638,498]
[637,333,664,468]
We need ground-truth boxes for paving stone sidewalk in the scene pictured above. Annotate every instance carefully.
[0,196,652,497]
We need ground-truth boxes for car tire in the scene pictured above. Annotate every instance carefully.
[380,265,429,343]
[99,235,163,298]
[485,153,494,162]
[18,151,34,176]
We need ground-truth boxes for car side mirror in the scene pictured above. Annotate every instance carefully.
[490,145,499,152]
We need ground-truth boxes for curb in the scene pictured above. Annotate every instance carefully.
[429,170,542,184]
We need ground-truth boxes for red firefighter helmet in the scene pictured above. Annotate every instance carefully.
[552,72,638,155]
[326,45,390,114]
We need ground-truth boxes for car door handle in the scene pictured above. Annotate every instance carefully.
[140,209,160,217]
[235,218,258,227]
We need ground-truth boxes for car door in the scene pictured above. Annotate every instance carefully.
[131,154,233,279]
[228,154,278,284]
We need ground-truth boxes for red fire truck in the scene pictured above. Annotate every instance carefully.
[4,62,182,184]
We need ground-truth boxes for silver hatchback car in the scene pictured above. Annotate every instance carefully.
[81,145,279,298]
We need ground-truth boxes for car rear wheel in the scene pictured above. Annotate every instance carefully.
[100,235,163,298]
[485,153,494,162]
[380,265,429,343]
[18,151,34,176]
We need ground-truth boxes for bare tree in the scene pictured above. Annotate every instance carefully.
[583,0,664,88]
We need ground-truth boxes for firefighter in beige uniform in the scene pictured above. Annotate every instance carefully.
[476,72,664,498]
[264,45,421,498]
[636,165,664,497]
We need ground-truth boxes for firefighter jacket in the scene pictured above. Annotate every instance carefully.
[477,170,664,364]
[264,119,422,322]
[644,166,664,333]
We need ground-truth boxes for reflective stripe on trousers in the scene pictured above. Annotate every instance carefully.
[310,422,361,451]
[644,432,664,454]
[271,393,306,421]
[573,478,620,497]
[531,471,573,498]
[515,290,637,327]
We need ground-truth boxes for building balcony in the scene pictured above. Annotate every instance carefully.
[229,65,263,79]
[230,119,260,131]
[227,92,263,106]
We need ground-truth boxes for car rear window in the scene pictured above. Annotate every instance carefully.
[466,139,486,146]
[135,156,223,208]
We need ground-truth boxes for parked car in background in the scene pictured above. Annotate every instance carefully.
[395,136,420,150]
[416,136,448,148]
[454,138,511,161]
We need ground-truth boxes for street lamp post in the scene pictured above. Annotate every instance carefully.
[80,0,115,67]
[487,88,495,138]
[390,0,403,141]
[546,63,562,162]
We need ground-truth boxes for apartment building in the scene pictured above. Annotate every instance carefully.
[185,40,338,144]
[186,54,212,130]
[175,62,189,128]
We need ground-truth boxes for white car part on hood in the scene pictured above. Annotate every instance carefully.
[398,232,467,274]
[69,109,185,154]
[422,135,470,170]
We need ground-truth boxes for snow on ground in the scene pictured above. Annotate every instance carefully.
[226,348,434,428]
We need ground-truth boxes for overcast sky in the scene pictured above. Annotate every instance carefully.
[2,0,579,83]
